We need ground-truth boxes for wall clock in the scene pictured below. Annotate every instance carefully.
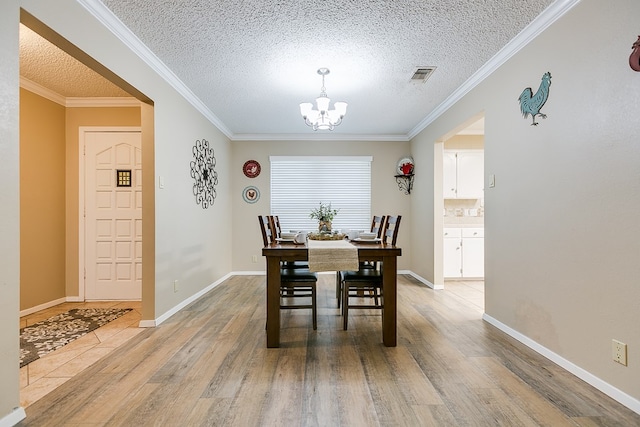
[243,160,261,178]
[190,138,218,209]
[242,186,260,203]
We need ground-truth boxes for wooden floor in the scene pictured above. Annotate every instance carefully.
[19,275,640,426]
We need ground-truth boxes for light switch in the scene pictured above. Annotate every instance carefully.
[489,174,495,188]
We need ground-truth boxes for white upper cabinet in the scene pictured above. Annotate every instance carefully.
[443,151,458,199]
[443,150,484,199]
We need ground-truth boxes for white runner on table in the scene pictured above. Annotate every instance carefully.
[307,239,359,272]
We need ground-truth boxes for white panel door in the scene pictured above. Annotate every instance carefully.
[85,131,142,300]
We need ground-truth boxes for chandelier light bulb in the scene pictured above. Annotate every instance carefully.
[300,68,347,131]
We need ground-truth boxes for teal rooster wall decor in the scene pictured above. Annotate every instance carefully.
[518,72,552,126]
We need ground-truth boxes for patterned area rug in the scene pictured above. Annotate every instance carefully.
[20,308,132,368]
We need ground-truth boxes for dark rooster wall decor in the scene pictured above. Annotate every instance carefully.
[518,72,552,126]
[629,36,640,72]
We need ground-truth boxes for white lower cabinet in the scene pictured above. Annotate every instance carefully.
[444,227,484,278]
[444,228,463,278]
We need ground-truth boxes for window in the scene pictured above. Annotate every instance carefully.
[270,156,371,231]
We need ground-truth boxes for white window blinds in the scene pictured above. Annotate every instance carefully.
[270,156,372,232]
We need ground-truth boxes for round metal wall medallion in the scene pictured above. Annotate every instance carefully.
[190,138,218,209]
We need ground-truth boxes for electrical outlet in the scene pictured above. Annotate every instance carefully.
[173,280,179,293]
[612,339,627,366]
[252,255,258,263]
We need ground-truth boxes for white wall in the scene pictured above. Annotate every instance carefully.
[0,0,21,422]
[231,140,413,272]
[411,0,640,404]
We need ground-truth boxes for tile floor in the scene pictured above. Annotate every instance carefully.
[19,301,144,408]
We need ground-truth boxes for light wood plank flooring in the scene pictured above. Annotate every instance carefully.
[18,275,640,426]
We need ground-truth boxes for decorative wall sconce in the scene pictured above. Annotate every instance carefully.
[395,156,414,195]
[630,35,640,72]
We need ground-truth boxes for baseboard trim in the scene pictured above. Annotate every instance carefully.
[148,272,234,327]
[0,407,26,427]
[483,313,640,415]
[403,270,442,290]
[231,270,265,275]
[19,298,67,317]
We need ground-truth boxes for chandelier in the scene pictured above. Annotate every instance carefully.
[299,68,347,131]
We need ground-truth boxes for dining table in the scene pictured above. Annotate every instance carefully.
[262,238,402,348]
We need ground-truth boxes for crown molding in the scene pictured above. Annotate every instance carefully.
[230,133,410,142]
[65,97,141,107]
[77,0,233,139]
[20,77,66,105]
[407,0,582,140]
[20,77,141,107]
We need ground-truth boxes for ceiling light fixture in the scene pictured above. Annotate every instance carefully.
[300,68,347,131]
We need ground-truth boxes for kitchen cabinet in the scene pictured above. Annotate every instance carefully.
[444,227,484,278]
[461,228,484,277]
[443,228,462,278]
[443,150,484,199]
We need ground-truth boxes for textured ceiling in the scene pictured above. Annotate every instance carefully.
[21,0,557,138]
[19,25,130,98]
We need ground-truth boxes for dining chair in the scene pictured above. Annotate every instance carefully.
[336,215,386,307]
[270,215,282,240]
[258,215,274,246]
[258,215,318,330]
[269,215,309,269]
[371,215,386,238]
[340,215,401,330]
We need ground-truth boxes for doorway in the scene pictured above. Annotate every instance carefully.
[436,115,485,288]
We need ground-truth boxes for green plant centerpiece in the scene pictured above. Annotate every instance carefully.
[309,202,339,232]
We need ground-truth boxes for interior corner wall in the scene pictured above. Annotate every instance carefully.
[20,88,66,310]
[411,0,640,405]
[230,140,413,272]
[64,106,141,299]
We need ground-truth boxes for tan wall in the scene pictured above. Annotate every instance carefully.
[18,91,141,311]
[411,0,640,402]
[64,107,141,298]
[19,89,66,310]
[231,140,413,272]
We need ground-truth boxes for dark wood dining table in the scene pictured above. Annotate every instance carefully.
[262,240,402,348]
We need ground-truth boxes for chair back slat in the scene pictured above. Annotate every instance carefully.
[273,215,282,238]
[258,215,273,246]
[381,215,401,245]
[371,215,386,238]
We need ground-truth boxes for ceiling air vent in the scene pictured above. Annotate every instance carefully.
[411,67,436,83]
